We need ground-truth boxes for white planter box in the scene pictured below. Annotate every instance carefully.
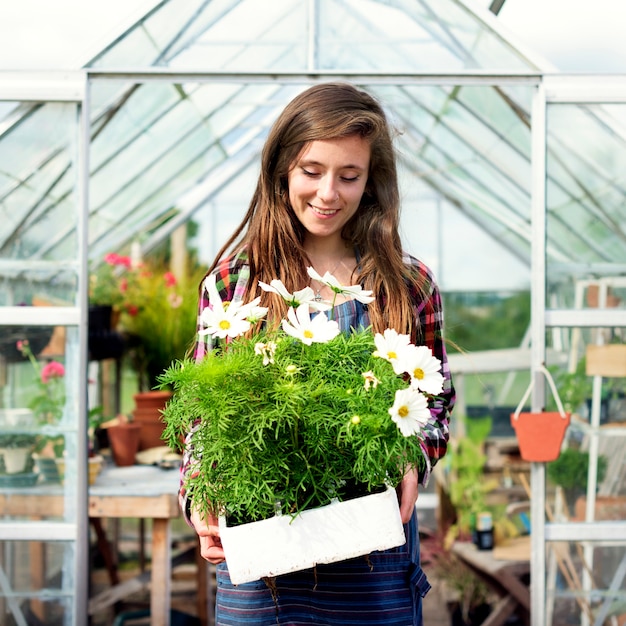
[219,485,406,585]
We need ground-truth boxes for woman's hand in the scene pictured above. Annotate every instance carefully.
[398,467,419,523]
[191,507,226,564]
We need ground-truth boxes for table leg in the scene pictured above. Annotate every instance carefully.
[151,518,171,626]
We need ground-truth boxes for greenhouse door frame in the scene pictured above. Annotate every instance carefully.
[0,71,90,624]
[530,74,626,626]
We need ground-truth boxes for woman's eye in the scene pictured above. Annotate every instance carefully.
[302,168,319,177]
[341,175,359,182]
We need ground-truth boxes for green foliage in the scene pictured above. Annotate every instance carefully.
[121,265,204,390]
[0,433,37,449]
[445,416,501,536]
[547,447,607,491]
[160,329,428,524]
[443,291,530,353]
[548,358,592,414]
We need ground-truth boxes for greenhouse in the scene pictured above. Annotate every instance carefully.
[0,0,624,624]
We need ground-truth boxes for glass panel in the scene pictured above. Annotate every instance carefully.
[546,103,626,309]
[86,0,541,73]
[319,0,537,72]
[0,540,75,623]
[0,266,77,307]
[546,543,626,623]
[0,102,78,262]
[0,326,81,521]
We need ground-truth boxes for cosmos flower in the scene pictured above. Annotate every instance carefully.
[362,370,380,390]
[388,388,431,437]
[281,304,340,345]
[200,274,268,339]
[306,267,375,304]
[254,341,277,365]
[404,345,444,395]
[373,328,413,374]
[258,279,331,312]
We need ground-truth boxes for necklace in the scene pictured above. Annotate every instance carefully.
[311,256,345,302]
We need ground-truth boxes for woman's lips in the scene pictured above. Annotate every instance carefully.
[310,204,339,217]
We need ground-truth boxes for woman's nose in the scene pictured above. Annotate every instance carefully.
[317,177,339,203]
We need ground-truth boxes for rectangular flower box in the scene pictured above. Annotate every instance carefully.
[219,485,406,585]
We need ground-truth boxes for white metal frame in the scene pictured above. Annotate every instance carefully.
[532,74,626,626]
[0,70,89,624]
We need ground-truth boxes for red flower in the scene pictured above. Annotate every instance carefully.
[163,272,177,288]
[104,253,132,268]
[41,361,65,384]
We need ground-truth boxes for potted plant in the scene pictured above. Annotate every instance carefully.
[547,446,607,515]
[161,270,445,584]
[119,262,202,390]
[15,339,67,481]
[0,433,37,474]
[442,415,503,550]
[101,413,142,467]
[432,547,492,626]
[115,260,203,449]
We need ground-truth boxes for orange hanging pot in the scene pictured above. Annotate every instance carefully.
[511,365,571,462]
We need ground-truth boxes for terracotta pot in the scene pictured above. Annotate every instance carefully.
[107,422,142,466]
[133,391,172,450]
[510,411,571,462]
[511,365,571,462]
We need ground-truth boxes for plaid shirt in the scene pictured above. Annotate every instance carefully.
[180,250,455,524]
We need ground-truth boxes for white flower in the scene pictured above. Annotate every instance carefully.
[254,341,277,366]
[199,274,268,339]
[362,370,380,390]
[388,388,431,437]
[199,305,252,339]
[306,267,375,304]
[404,345,444,395]
[258,279,331,311]
[281,303,340,345]
[239,302,269,323]
[372,328,413,374]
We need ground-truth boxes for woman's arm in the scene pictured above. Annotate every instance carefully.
[407,257,455,486]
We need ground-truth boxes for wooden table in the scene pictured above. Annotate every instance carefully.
[452,540,531,626]
[0,464,184,626]
[88,464,182,625]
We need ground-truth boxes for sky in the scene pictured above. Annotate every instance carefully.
[0,0,625,72]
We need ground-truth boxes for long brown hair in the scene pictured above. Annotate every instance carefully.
[206,82,426,337]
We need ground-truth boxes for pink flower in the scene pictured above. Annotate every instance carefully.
[41,361,65,384]
[163,272,177,288]
[168,293,183,308]
[104,253,132,268]
[16,339,29,353]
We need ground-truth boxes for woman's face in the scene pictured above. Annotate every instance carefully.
[287,135,370,245]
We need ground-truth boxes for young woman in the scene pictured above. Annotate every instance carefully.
[180,82,455,625]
